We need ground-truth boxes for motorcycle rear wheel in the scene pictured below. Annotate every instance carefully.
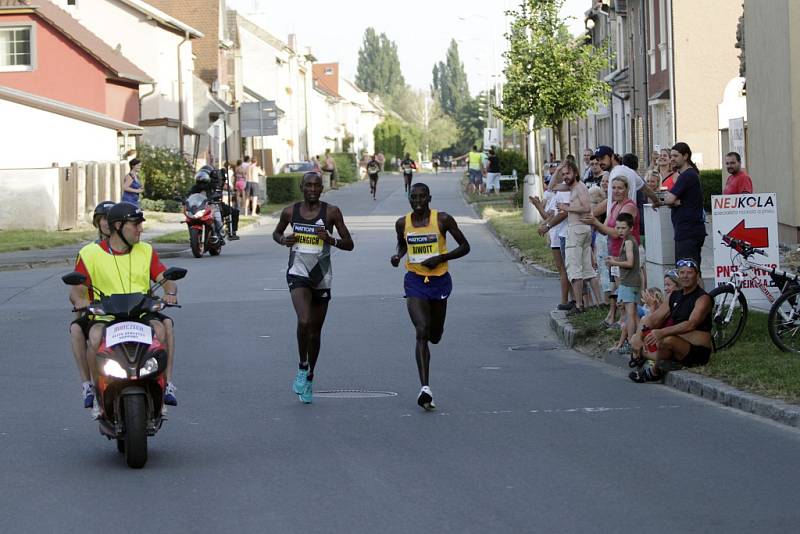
[123,395,148,469]
[189,227,204,258]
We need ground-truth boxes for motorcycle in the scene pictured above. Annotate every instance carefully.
[62,267,187,468]
[182,192,223,258]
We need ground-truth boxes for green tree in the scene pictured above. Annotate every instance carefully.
[138,144,193,200]
[424,100,459,155]
[355,28,405,98]
[432,39,470,117]
[374,116,405,163]
[497,0,610,157]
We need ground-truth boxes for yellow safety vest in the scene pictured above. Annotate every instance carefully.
[404,209,448,277]
[468,151,483,170]
[78,242,154,298]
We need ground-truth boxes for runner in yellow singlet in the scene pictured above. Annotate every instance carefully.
[390,183,470,410]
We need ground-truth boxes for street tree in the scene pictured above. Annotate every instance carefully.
[356,28,405,99]
[497,0,610,158]
[432,40,470,117]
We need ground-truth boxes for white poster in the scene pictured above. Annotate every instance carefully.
[105,321,153,347]
[483,128,499,149]
[729,117,746,168]
[712,193,779,308]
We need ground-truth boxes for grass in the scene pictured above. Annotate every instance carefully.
[152,215,258,244]
[481,206,557,271]
[567,307,800,403]
[0,229,96,253]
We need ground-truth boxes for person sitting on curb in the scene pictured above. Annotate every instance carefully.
[628,259,713,383]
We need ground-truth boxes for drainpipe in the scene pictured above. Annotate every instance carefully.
[667,0,676,145]
[177,30,190,155]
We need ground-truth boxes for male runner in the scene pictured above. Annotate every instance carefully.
[367,154,381,200]
[272,171,354,403]
[391,183,470,410]
[400,153,417,194]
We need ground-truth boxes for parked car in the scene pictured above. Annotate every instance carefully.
[279,162,315,174]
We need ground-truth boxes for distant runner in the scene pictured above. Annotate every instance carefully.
[400,153,417,194]
[272,171,354,404]
[391,183,470,410]
[367,153,381,200]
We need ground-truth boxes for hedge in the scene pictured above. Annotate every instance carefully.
[331,152,357,183]
[699,169,723,213]
[496,149,528,192]
[138,144,194,201]
[140,198,182,213]
[266,173,303,203]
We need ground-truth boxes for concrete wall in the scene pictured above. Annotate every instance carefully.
[0,168,60,230]
[673,0,740,169]
[744,0,800,241]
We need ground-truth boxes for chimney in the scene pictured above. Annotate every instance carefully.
[288,33,297,52]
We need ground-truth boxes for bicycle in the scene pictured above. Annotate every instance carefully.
[708,232,799,350]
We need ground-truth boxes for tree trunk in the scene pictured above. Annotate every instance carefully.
[556,120,567,160]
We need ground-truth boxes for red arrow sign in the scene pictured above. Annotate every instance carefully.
[728,220,769,248]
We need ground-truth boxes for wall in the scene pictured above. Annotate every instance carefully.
[0,13,108,116]
[0,98,120,168]
[0,168,60,230]
[672,0,740,169]
[744,0,800,241]
[105,80,139,125]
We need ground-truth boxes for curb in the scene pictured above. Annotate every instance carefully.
[548,310,800,429]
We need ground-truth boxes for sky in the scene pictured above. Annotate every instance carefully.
[227,0,588,96]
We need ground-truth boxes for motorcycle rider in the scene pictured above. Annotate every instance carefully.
[188,166,240,241]
[69,202,180,408]
[69,200,114,408]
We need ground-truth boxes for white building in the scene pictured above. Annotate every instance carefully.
[60,0,203,153]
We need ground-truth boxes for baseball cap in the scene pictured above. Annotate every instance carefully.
[594,145,614,158]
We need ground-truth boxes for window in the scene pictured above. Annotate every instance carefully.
[324,67,333,75]
[67,0,77,5]
[0,26,33,71]
[658,0,668,70]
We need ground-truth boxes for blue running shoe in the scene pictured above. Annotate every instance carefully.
[82,382,94,409]
[300,380,313,404]
[164,382,178,406]
[292,368,308,395]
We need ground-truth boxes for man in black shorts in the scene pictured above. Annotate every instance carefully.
[366,153,381,200]
[629,258,713,382]
[272,171,354,403]
[400,153,417,194]
[391,183,470,410]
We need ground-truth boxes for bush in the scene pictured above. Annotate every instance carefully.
[138,144,194,201]
[140,198,182,213]
[496,149,528,192]
[266,173,303,203]
[331,153,357,183]
[699,169,723,212]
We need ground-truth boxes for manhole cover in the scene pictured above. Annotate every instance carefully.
[313,389,398,398]
[508,343,560,352]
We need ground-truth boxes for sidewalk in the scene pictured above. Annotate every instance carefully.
[0,211,275,272]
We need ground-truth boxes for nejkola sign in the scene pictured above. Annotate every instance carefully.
[712,193,779,308]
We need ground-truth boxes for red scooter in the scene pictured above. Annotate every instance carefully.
[182,192,223,258]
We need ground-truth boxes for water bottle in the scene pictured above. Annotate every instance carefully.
[512,169,517,179]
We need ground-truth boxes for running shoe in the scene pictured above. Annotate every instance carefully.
[90,397,101,420]
[299,380,313,404]
[417,386,436,411]
[82,382,94,409]
[164,382,178,406]
[616,341,632,355]
[628,366,662,384]
[292,368,308,395]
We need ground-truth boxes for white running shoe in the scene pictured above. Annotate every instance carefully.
[417,386,436,411]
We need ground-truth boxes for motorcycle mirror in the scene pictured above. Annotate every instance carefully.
[163,267,187,281]
[62,271,87,286]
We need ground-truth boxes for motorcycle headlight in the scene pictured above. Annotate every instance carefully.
[139,357,158,377]
[102,358,127,378]
[192,209,207,219]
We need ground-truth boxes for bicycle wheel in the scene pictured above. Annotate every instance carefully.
[768,287,800,352]
[708,284,748,351]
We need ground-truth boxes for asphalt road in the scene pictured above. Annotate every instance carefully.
[1,172,798,533]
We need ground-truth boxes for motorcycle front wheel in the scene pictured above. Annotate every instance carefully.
[123,395,148,469]
[189,227,204,258]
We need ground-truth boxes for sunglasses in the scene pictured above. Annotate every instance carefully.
[675,259,699,270]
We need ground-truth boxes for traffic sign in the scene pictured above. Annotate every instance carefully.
[240,101,280,137]
[712,192,779,308]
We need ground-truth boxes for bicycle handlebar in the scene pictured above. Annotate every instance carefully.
[718,231,765,257]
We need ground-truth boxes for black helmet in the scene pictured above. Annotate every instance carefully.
[107,202,145,230]
[92,200,115,227]
[200,164,214,173]
[195,169,211,182]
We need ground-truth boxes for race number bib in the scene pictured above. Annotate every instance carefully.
[407,234,440,264]
[292,223,324,254]
[105,321,153,347]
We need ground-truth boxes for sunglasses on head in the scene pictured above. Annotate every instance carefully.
[675,259,699,270]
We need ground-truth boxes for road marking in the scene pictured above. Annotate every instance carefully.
[259,335,271,338]
[263,288,285,291]
[481,366,502,370]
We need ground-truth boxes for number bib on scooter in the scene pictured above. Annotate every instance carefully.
[105,321,153,347]
[292,223,324,254]
[407,233,440,264]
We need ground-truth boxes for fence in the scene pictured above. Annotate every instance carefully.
[0,161,127,231]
